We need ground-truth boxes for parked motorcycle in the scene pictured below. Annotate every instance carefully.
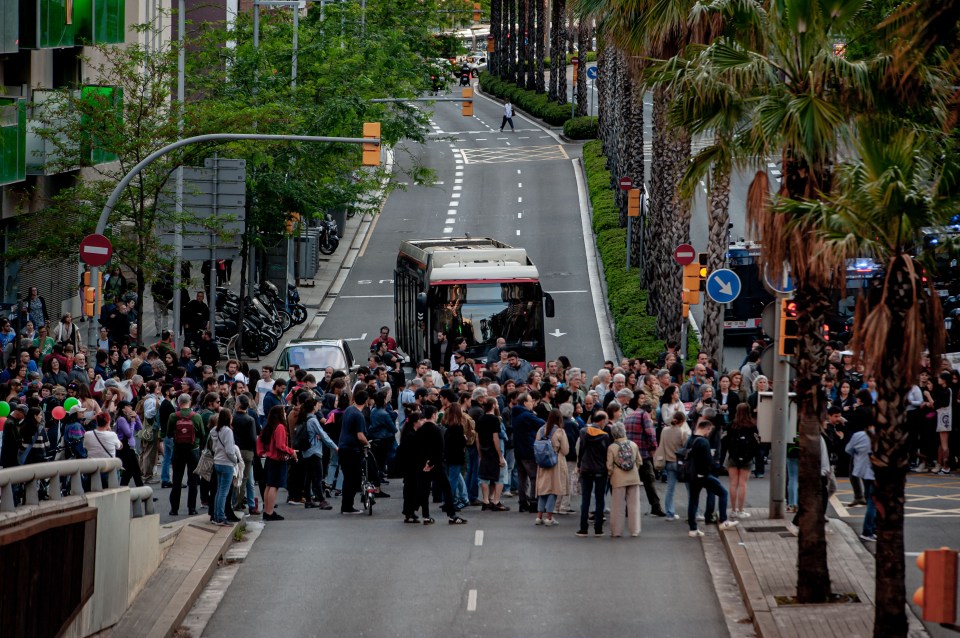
[319,217,340,255]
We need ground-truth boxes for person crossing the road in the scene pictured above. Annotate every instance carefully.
[499,100,515,132]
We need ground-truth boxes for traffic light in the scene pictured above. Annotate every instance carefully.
[462,87,474,116]
[628,188,640,217]
[473,2,481,21]
[683,263,701,305]
[779,298,799,356]
[913,548,957,624]
[362,122,381,166]
[572,58,579,83]
[286,212,301,235]
[82,270,103,318]
[698,252,708,291]
[487,34,494,53]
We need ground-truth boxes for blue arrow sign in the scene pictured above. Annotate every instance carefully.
[706,268,742,304]
[763,265,795,294]
[586,66,598,80]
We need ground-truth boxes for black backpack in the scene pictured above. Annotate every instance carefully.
[294,420,311,452]
[727,429,759,465]
[675,437,696,483]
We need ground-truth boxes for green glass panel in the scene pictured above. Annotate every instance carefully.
[80,84,120,164]
[39,0,73,48]
[74,0,122,44]
[0,98,27,185]
[0,0,18,53]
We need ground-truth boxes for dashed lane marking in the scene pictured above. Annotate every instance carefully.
[467,589,477,611]
[474,530,484,546]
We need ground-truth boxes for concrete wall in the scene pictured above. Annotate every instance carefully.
[127,512,162,605]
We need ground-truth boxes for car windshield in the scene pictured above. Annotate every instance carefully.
[279,345,347,371]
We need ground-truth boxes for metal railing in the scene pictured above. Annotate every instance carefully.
[0,458,123,513]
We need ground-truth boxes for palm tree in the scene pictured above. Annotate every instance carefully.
[490,0,501,76]
[517,0,528,86]
[792,117,958,637]
[549,0,568,104]
[576,17,589,116]
[534,0,546,94]
[525,0,536,90]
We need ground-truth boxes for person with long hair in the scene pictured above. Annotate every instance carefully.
[606,422,641,537]
[441,402,471,511]
[659,385,683,427]
[300,397,336,510]
[934,371,954,474]
[534,409,569,526]
[115,401,143,487]
[258,405,297,520]
[845,420,878,541]
[211,408,240,526]
[725,404,760,518]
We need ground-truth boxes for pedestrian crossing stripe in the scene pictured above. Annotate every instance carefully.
[460,145,569,165]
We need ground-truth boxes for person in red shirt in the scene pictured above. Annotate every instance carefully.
[257,405,298,520]
[370,326,397,351]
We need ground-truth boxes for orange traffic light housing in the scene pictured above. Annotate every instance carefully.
[462,87,474,116]
[487,34,495,53]
[572,58,579,83]
[683,262,701,305]
[473,2,481,21]
[627,188,640,217]
[362,122,381,167]
[914,548,958,624]
[779,298,799,356]
[697,252,708,291]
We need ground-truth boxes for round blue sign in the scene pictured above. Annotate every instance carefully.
[586,66,598,80]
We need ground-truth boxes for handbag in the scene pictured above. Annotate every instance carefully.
[194,434,215,481]
[652,445,666,471]
[233,448,246,490]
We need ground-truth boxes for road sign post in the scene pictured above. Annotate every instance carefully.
[768,297,790,519]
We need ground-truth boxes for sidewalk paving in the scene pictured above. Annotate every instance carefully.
[720,508,929,638]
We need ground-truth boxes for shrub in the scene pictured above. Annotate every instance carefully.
[478,73,571,126]
[582,140,700,365]
[563,116,598,140]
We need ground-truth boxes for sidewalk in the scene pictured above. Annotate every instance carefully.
[720,508,929,638]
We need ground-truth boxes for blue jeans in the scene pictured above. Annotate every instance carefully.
[579,472,607,533]
[213,464,234,523]
[325,449,343,490]
[446,464,469,508]
[538,493,557,514]
[161,437,173,483]
[688,475,728,531]
[664,461,681,517]
[862,479,877,537]
[505,448,517,492]
[466,446,480,501]
[787,457,799,507]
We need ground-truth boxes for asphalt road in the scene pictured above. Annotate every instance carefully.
[201,87,730,637]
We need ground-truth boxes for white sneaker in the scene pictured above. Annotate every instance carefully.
[688,529,705,537]
[719,520,739,531]
[696,513,705,521]
[729,510,739,519]
[738,510,751,518]
[545,518,559,527]
[666,514,680,521]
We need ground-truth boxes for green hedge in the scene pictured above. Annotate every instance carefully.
[543,51,598,66]
[478,73,571,126]
[583,140,699,365]
[563,116,598,139]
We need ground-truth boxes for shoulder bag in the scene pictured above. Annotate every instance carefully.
[194,433,215,481]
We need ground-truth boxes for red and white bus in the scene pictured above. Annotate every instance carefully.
[394,238,555,371]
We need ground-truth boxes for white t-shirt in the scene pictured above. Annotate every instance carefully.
[256,379,275,413]
[504,103,513,118]
[84,430,122,459]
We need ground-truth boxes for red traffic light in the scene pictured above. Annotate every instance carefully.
[784,300,798,317]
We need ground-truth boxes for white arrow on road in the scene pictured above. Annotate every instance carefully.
[343,333,368,342]
[717,278,734,295]
[548,329,566,337]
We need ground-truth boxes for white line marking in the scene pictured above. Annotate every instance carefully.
[435,181,445,185]
[518,136,529,139]
[517,213,522,219]
[517,197,522,203]
[516,229,521,236]
[474,530,484,546]
[467,589,477,611]
[572,158,617,362]
[82,246,110,255]
[498,137,508,140]
[455,178,463,184]
[449,201,459,207]
[453,185,462,191]
[517,169,521,174]
[476,138,487,141]
[443,227,453,233]
[448,209,457,214]
[518,182,522,188]
[905,552,922,557]
[455,172,463,177]
[452,193,461,198]
[506,142,511,146]
[446,218,456,224]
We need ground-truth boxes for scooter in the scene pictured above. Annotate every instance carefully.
[319,218,340,255]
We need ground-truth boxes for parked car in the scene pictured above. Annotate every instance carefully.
[274,339,359,384]
[464,53,487,76]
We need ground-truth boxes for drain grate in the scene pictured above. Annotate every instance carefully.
[743,526,791,533]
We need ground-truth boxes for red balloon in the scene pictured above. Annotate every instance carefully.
[52,406,66,420]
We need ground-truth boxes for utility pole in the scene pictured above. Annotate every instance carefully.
[769,293,791,519]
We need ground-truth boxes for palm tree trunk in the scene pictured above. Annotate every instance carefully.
[517,0,527,87]
[534,0,546,94]
[490,0,500,77]
[508,0,517,84]
[611,50,627,226]
[644,86,667,299]
[700,155,730,361]
[554,0,567,105]
[793,285,832,603]
[624,79,643,267]
[576,18,588,116]
[596,43,608,149]
[567,3,574,54]
[525,0,536,90]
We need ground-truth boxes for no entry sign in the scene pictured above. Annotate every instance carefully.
[674,243,696,266]
[618,176,633,190]
[80,234,113,267]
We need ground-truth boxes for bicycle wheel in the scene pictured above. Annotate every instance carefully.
[367,492,374,516]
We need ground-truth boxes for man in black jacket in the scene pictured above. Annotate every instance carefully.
[576,411,612,537]
[416,405,467,525]
[232,395,260,514]
[687,419,739,537]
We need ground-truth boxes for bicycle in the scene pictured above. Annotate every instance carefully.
[359,446,377,516]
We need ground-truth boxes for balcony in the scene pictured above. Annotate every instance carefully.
[0,97,26,186]
[80,84,120,164]
[1,0,18,53]
[18,0,124,49]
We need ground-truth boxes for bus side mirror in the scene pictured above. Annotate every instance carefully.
[416,292,427,315]
[544,292,555,318]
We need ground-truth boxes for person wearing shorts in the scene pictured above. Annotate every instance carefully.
[476,397,508,510]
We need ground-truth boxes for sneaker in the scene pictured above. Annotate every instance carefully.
[492,502,510,511]
[263,511,284,521]
[594,530,604,537]
[729,510,739,519]
[719,520,739,531]
[340,508,362,515]
[650,509,667,517]
[545,519,559,527]
[931,464,942,473]
[188,509,198,516]
[688,529,705,537]
[786,505,797,513]
[534,517,544,526]
[469,499,483,506]
[317,501,333,510]
[859,533,877,542]
[666,514,680,521]
[481,502,491,511]
[161,482,174,488]
[939,468,952,475]
[738,510,752,518]
[502,491,514,498]
[168,510,178,516]
[575,530,589,537]
[846,499,867,507]
[696,514,705,521]
[304,502,319,509]
[287,499,303,506]
[709,513,719,524]
[910,465,929,473]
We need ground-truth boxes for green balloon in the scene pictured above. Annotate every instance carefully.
[63,397,80,412]
[0,401,8,418]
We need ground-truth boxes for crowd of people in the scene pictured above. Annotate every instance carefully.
[3,294,958,542]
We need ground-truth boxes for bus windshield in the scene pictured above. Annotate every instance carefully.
[429,283,543,359]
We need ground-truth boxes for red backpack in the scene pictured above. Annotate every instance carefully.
[173,411,197,445]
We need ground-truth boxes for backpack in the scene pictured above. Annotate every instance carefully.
[64,422,87,459]
[675,437,695,483]
[533,426,558,468]
[727,429,759,465]
[173,412,197,445]
[294,420,311,452]
[614,441,636,471]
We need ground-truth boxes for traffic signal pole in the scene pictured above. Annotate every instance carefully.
[769,294,791,519]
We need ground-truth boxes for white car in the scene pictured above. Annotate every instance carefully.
[462,53,487,76]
